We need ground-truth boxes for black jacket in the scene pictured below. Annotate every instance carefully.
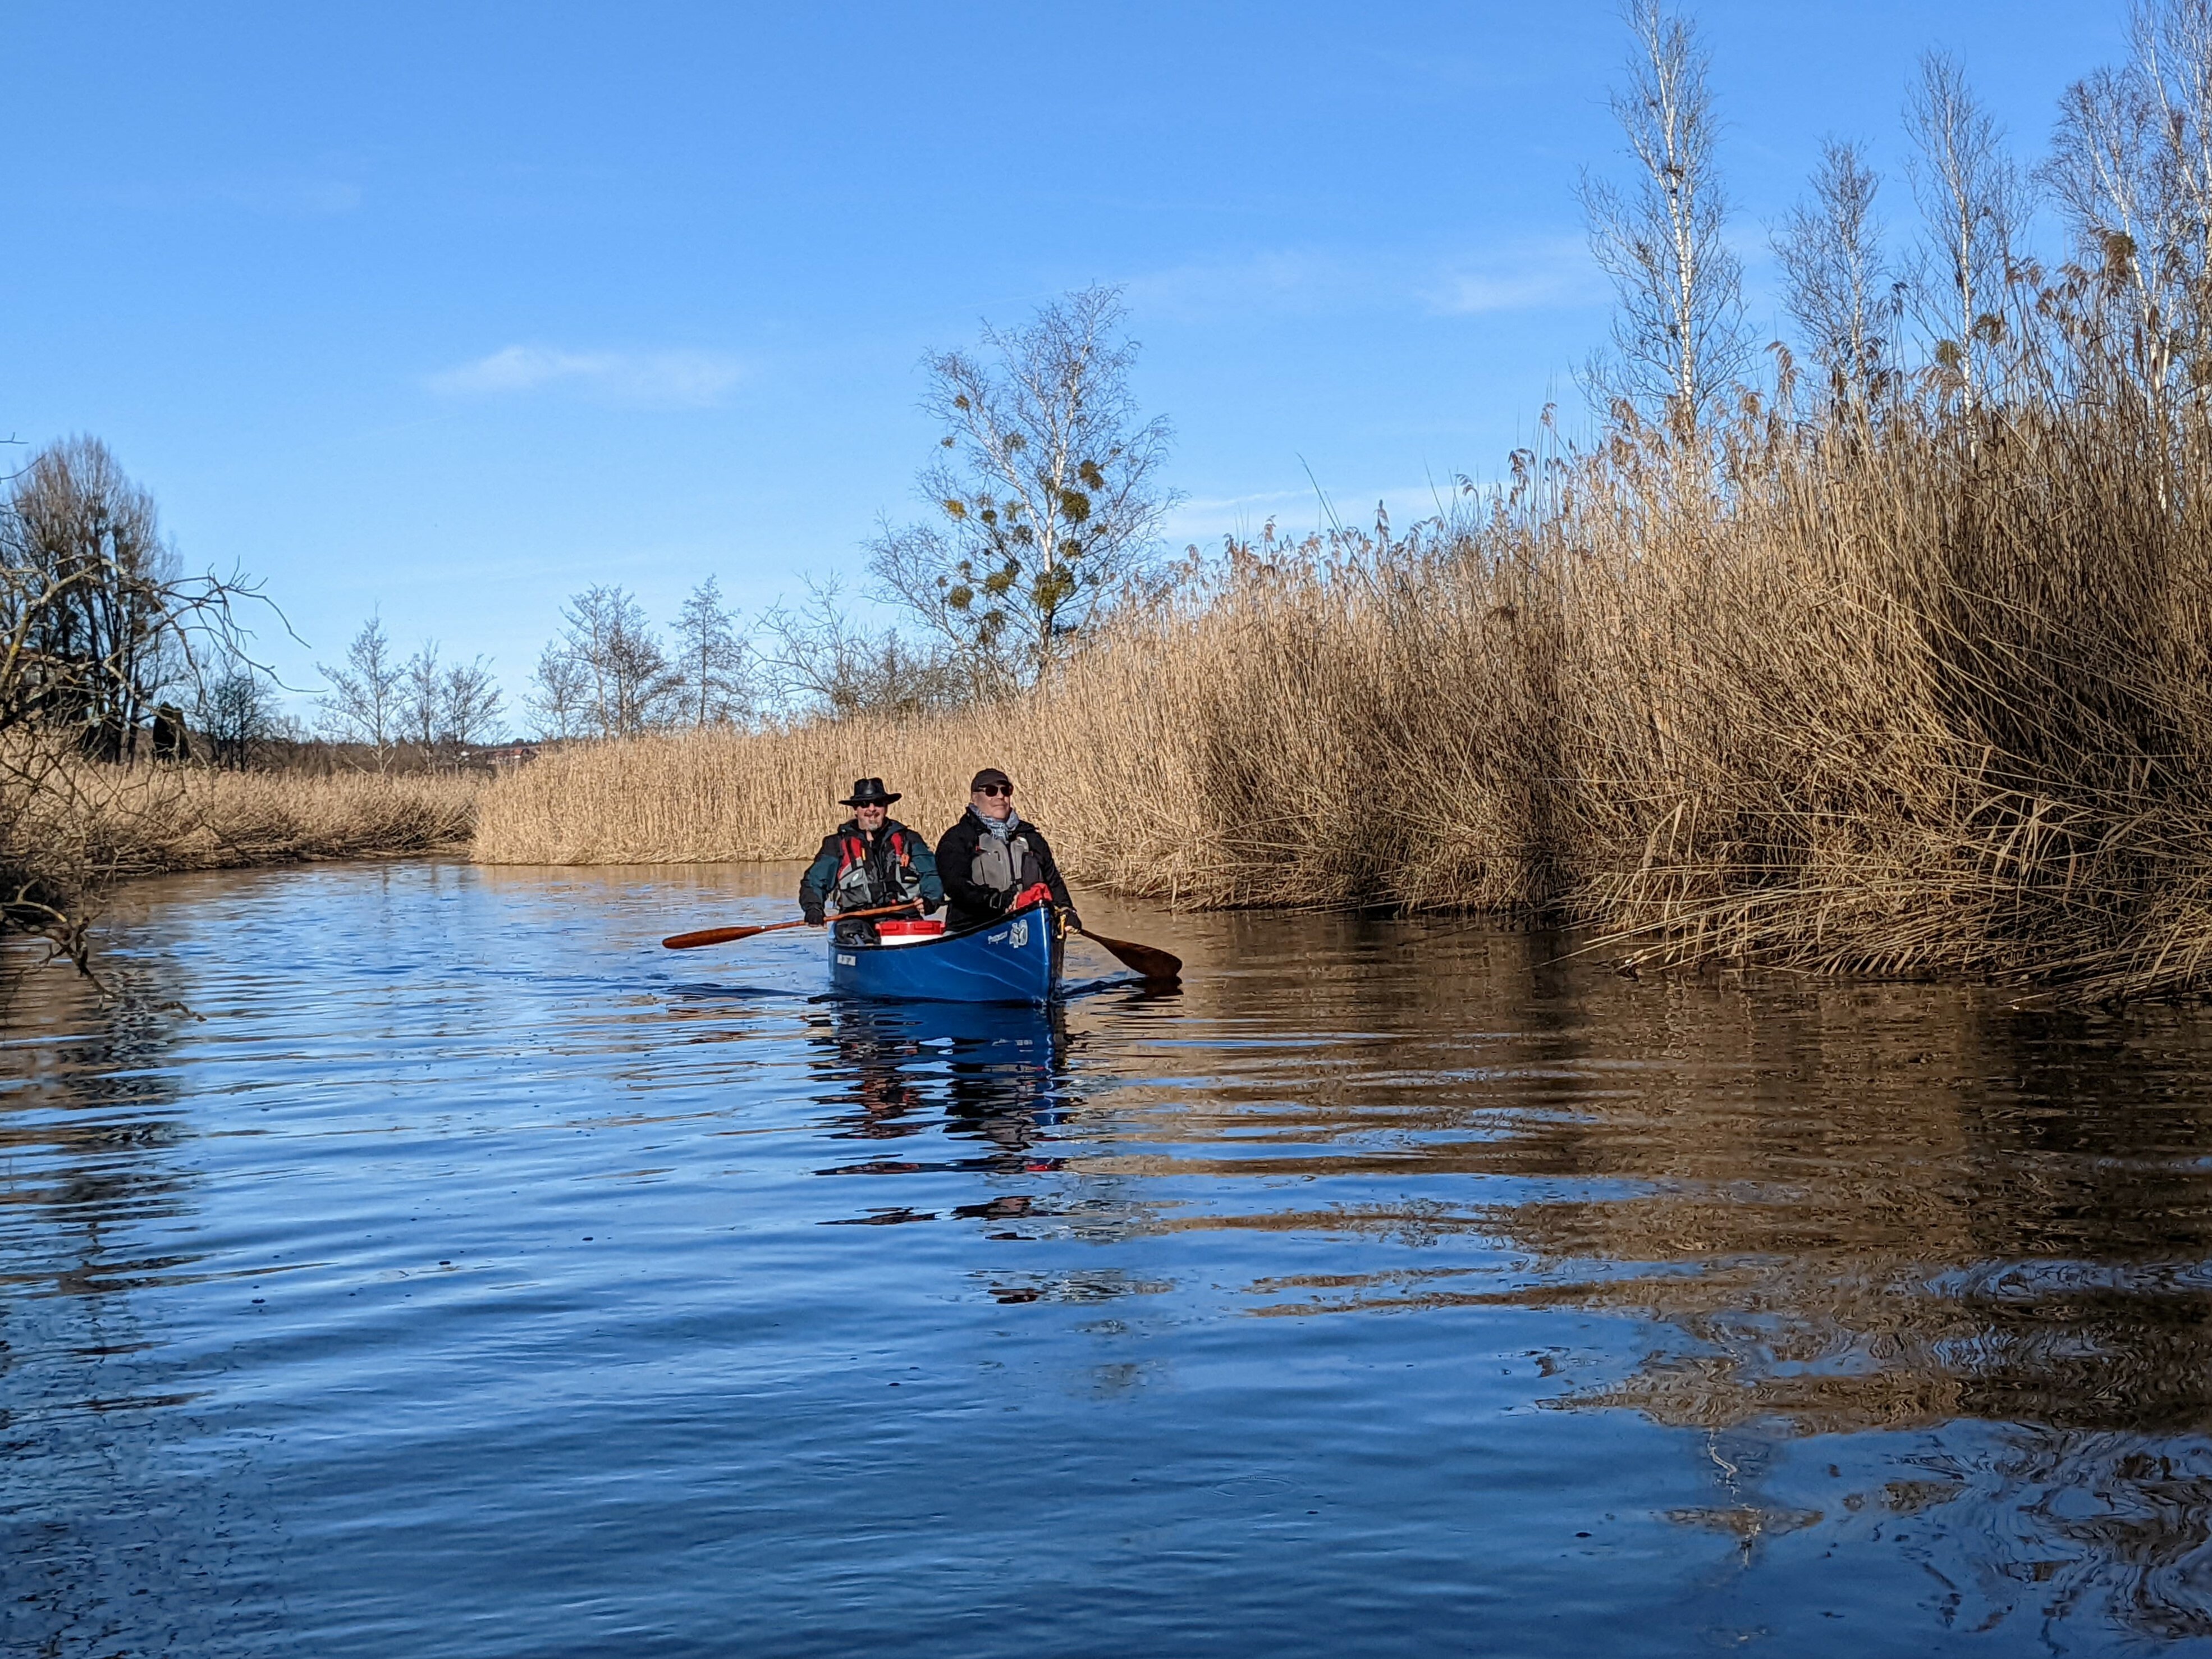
[935,808,1078,933]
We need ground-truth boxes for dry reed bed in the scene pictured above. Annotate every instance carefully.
[15,762,479,879]
[479,406,2212,1001]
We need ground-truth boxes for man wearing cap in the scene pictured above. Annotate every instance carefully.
[800,778,945,940]
[936,767,1080,935]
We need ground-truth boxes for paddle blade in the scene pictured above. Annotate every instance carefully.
[1079,927,1182,983]
[662,924,770,950]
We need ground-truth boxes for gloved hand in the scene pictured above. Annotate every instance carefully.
[802,901,826,927]
[1065,912,1083,933]
[984,888,1014,917]
[921,897,942,916]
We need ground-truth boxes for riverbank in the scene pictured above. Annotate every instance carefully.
[478,406,2212,1003]
[4,763,478,948]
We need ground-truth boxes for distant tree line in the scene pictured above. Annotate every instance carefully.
[304,287,1185,749]
[316,615,504,771]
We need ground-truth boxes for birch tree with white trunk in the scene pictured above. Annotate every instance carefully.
[1579,0,1752,438]
[869,285,1174,696]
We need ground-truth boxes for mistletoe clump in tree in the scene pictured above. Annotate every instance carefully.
[869,285,1173,698]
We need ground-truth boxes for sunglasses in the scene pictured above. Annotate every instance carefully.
[973,784,1012,797]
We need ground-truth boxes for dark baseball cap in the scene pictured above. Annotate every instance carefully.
[969,767,1013,791]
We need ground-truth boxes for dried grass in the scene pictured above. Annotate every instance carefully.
[7,757,477,894]
[478,393,2212,1002]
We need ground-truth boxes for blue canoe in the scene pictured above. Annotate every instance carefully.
[826,901,1063,1004]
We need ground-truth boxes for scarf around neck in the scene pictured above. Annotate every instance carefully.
[974,803,1020,841]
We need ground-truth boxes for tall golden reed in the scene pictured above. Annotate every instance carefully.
[478,386,2212,1002]
[11,758,478,884]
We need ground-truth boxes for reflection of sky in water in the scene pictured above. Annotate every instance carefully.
[8,860,2212,1653]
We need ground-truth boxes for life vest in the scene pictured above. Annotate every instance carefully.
[832,825,923,911]
[969,823,1042,896]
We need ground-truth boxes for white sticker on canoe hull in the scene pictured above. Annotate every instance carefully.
[836,953,856,966]
[1009,918,1029,948]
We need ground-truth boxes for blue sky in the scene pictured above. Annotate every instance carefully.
[2,1,2130,721]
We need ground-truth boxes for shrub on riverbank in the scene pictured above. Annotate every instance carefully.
[475,386,2212,1002]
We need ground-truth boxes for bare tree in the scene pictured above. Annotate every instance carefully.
[195,654,278,770]
[2136,0,2212,345]
[1579,0,1752,437]
[674,575,753,727]
[440,656,505,751]
[1905,53,2024,405]
[2047,63,2178,401]
[526,639,590,741]
[400,641,443,752]
[0,440,259,968]
[539,585,678,739]
[1,437,181,762]
[760,576,967,720]
[2039,4,2212,403]
[868,285,1174,694]
[317,614,404,771]
[1773,139,1902,408]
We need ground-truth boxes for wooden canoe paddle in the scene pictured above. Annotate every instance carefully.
[662,901,920,950]
[1073,924,1182,984]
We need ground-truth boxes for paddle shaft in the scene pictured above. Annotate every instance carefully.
[662,901,920,951]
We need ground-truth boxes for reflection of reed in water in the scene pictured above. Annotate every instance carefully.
[1495,1000,2212,1445]
[1358,948,2212,1632]
[1107,921,2212,1638]
[1178,937,2212,1437]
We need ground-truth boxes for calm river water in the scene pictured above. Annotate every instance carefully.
[8,861,2212,1656]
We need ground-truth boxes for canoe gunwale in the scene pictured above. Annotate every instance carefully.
[832,899,1056,959]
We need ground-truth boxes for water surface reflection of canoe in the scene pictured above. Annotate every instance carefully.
[827,899,1061,1003]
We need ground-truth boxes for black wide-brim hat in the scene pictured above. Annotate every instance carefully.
[841,777,901,806]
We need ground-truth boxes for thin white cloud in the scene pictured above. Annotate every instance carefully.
[1167,482,1463,544]
[1423,239,1604,316]
[1124,250,1372,321]
[1124,237,1601,323]
[427,346,744,408]
[1164,487,1309,540]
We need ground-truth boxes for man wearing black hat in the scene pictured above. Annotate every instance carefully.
[935,767,1080,934]
[799,778,945,939]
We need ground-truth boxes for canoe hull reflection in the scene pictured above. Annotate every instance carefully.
[827,901,1062,1004]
